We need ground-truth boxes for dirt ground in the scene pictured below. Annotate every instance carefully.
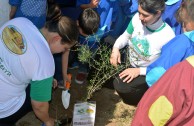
[16,69,137,126]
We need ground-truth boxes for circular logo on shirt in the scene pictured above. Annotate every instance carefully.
[2,25,27,55]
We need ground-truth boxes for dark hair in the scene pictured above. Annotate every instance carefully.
[138,0,165,14]
[45,4,79,45]
[176,0,194,23]
[78,8,100,35]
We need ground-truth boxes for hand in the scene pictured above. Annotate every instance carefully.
[52,79,58,89]
[110,48,121,67]
[119,68,140,83]
[90,0,99,8]
[44,117,55,126]
[63,74,72,89]
[64,74,71,83]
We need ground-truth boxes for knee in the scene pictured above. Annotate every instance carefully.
[113,77,148,106]
[113,77,135,93]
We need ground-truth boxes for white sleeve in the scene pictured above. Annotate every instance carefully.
[140,67,147,75]
[113,31,132,49]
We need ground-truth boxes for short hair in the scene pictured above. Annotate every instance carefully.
[78,8,100,35]
[138,0,165,14]
[45,4,79,45]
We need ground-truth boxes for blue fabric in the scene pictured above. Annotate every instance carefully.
[61,7,82,20]
[55,0,76,6]
[79,35,99,50]
[76,0,138,37]
[146,31,194,86]
[9,0,47,29]
[9,0,20,6]
[109,8,125,37]
[119,0,131,5]
[76,0,90,7]
[162,0,182,35]
[103,8,113,33]
[114,0,137,36]
[185,30,194,42]
[76,0,121,37]
[122,0,138,16]
[146,67,166,87]
[165,0,180,5]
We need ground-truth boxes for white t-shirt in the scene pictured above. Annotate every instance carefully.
[0,17,55,118]
[0,0,10,27]
[114,13,175,75]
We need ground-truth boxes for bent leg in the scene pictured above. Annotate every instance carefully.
[113,75,148,105]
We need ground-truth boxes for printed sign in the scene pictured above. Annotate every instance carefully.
[73,101,96,126]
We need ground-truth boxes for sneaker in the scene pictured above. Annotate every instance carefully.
[75,72,88,84]
[68,62,79,70]
[58,80,65,89]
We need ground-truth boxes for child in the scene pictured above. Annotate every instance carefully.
[9,0,47,28]
[73,0,122,84]
[146,0,194,86]
[162,0,183,35]
[54,8,100,87]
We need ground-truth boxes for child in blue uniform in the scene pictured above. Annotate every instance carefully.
[146,0,194,86]
[9,0,47,29]
[162,0,183,35]
[54,8,100,86]
[72,0,120,84]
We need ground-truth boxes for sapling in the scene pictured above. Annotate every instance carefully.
[78,43,130,100]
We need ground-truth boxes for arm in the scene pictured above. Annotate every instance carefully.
[62,49,71,88]
[110,31,131,67]
[31,100,54,126]
[79,0,99,9]
[9,0,20,19]
[9,5,17,19]
[30,77,54,125]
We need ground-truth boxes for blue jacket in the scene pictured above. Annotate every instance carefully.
[146,31,194,86]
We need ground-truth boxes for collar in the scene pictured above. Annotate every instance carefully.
[146,17,164,31]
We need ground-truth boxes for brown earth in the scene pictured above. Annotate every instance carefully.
[16,69,136,126]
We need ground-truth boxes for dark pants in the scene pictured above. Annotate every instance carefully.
[0,85,32,126]
[113,75,149,106]
[53,53,63,81]
[53,49,76,81]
